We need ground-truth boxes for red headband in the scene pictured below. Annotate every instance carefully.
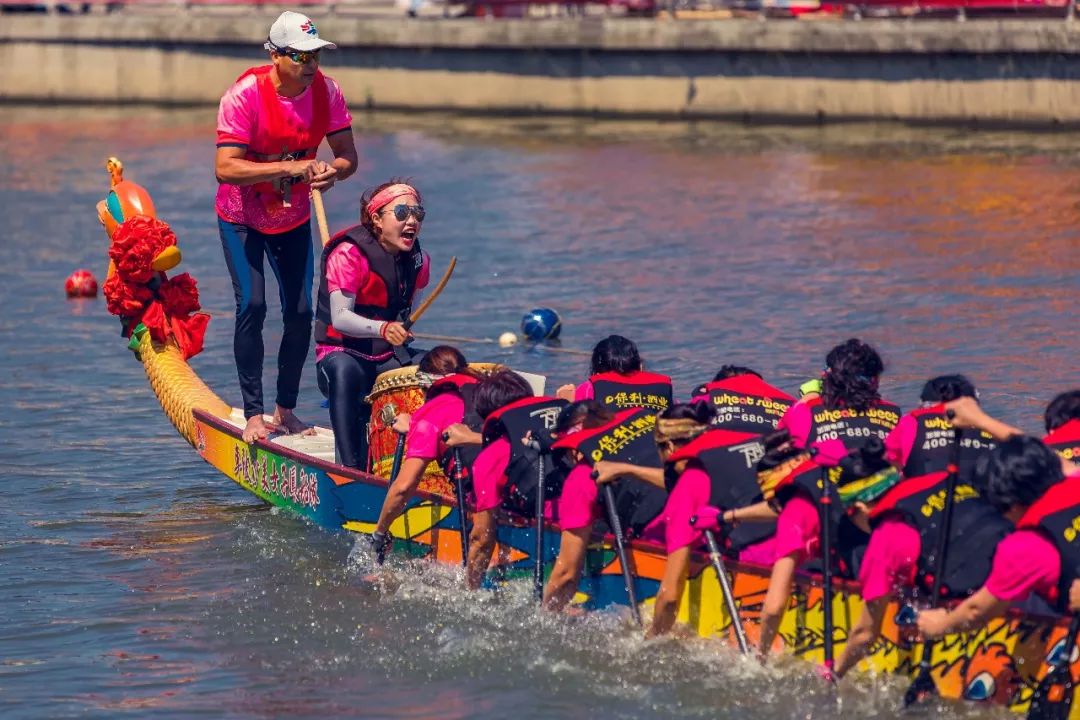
[365,183,418,219]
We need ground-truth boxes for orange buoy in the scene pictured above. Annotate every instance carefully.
[65,269,99,298]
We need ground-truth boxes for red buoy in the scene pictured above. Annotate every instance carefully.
[65,269,99,298]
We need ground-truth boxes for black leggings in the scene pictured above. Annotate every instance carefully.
[316,348,424,469]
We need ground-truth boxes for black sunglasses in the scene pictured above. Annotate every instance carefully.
[386,204,425,222]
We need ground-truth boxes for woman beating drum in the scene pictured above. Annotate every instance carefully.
[314,180,430,468]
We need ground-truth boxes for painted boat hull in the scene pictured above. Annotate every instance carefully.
[193,408,1078,716]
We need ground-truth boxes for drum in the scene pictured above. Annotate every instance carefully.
[366,363,504,499]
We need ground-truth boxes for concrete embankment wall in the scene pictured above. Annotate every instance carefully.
[5,14,1080,126]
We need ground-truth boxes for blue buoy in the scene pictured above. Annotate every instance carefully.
[521,307,562,341]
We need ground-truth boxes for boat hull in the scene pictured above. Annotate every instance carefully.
[193,408,1078,716]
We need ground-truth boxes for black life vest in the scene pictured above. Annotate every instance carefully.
[589,371,673,413]
[553,408,665,539]
[480,396,569,518]
[870,471,1013,598]
[901,404,996,486]
[690,374,795,435]
[666,428,776,554]
[774,459,862,578]
[1044,419,1080,464]
[803,397,902,452]
[314,224,424,358]
[428,374,483,479]
[1017,475,1080,612]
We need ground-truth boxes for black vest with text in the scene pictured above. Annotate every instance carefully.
[667,428,776,554]
[589,371,673,414]
[314,224,423,358]
[481,396,569,518]
[554,408,665,539]
[870,471,1013,598]
[691,374,795,435]
[901,405,996,486]
[803,397,902,452]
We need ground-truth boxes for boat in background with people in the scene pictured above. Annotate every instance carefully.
[96,159,1078,717]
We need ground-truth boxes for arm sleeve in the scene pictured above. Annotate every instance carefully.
[329,292,385,339]
[326,244,385,338]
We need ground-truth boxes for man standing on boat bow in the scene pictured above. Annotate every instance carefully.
[215,11,357,443]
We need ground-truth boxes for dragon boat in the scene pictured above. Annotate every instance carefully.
[97,160,1078,717]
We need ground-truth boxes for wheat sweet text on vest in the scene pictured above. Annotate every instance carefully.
[711,393,789,419]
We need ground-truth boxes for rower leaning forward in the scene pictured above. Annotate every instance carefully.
[214,11,358,444]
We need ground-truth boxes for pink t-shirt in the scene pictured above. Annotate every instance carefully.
[859,518,921,602]
[776,401,857,463]
[314,244,431,362]
[216,72,352,233]
[471,437,556,519]
[404,393,465,461]
[472,437,511,513]
[557,463,602,531]
[574,380,595,402]
[773,492,821,565]
[885,414,918,470]
[660,466,711,554]
[984,529,1061,603]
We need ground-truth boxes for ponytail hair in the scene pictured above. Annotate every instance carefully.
[654,402,713,447]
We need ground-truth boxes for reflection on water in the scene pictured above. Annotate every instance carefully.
[0,106,1074,719]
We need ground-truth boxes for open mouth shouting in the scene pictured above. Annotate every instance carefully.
[399,226,419,248]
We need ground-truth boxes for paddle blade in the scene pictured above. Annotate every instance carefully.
[903,669,939,708]
[1026,668,1074,720]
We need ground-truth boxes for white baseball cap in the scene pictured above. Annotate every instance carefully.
[264,11,337,53]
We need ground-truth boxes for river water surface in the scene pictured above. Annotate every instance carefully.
[1,106,1076,719]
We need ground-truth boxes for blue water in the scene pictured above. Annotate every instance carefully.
[1,105,1075,718]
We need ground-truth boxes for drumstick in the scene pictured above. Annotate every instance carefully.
[404,257,456,330]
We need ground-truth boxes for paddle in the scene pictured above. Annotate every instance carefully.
[452,447,471,569]
[392,257,457,366]
[526,438,546,602]
[374,430,408,566]
[311,188,331,247]
[904,413,963,707]
[1026,613,1080,720]
[817,463,838,682]
[593,471,643,626]
[690,513,750,654]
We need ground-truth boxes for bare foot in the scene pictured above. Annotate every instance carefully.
[242,415,276,444]
[273,406,314,436]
